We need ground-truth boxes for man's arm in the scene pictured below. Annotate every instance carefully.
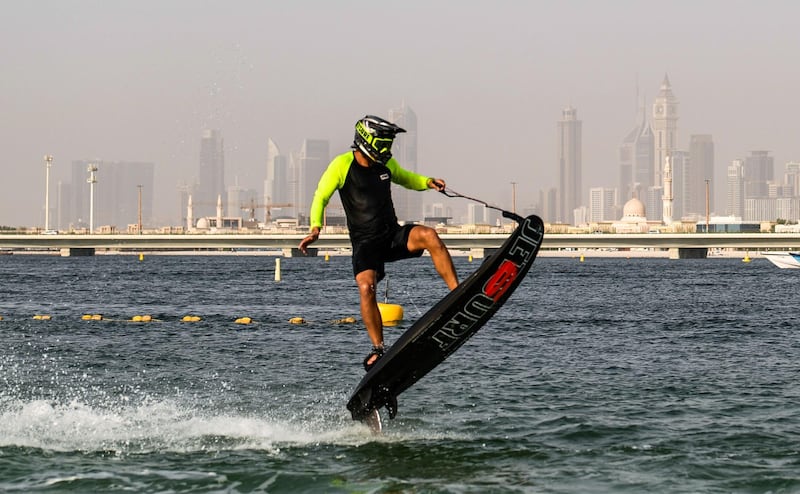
[387,159,447,192]
[299,226,320,255]
[387,159,431,191]
[300,153,349,254]
[308,154,349,229]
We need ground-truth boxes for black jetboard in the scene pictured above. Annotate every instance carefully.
[347,214,544,421]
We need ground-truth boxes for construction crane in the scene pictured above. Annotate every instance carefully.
[240,198,294,223]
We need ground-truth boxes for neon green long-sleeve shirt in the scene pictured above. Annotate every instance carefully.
[309,151,430,236]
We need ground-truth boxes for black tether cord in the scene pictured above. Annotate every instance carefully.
[439,188,523,223]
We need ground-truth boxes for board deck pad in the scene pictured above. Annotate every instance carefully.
[347,214,544,422]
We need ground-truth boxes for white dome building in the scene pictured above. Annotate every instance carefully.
[195,217,210,230]
[613,197,650,233]
[623,197,646,219]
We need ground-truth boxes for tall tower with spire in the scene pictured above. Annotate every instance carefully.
[652,74,678,192]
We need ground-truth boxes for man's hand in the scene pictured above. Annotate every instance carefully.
[299,227,320,254]
[427,178,446,191]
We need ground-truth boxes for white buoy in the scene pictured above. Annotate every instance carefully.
[275,257,281,282]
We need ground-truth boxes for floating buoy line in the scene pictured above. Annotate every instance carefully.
[2,312,390,326]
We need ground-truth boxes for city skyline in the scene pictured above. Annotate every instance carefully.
[20,90,799,230]
[3,2,799,227]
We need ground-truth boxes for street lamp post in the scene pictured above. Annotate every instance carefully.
[87,163,98,233]
[705,179,710,233]
[511,181,518,216]
[44,155,53,231]
[137,184,143,234]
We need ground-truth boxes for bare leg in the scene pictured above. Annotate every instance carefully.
[356,269,383,364]
[407,225,458,290]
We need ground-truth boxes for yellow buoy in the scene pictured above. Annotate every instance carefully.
[181,315,202,322]
[579,254,585,262]
[742,252,751,263]
[82,314,103,321]
[325,253,330,261]
[33,314,52,320]
[288,317,306,325]
[235,317,253,325]
[332,316,356,324]
[468,255,473,262]
[131,315,152,322]
[139,253,144,261]
[378,303,404,327]
[81,314,92,320]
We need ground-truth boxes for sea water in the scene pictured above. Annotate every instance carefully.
[0,254,798,493]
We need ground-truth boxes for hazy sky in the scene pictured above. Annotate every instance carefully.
[3,0,799,227]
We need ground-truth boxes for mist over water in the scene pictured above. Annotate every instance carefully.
[1,254,799,492]
[4,2,800,226]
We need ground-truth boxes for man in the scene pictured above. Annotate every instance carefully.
[299,115,458,370]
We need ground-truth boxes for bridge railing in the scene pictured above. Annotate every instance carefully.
[1,233,800,251]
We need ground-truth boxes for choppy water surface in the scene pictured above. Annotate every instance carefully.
[1,253,798,493]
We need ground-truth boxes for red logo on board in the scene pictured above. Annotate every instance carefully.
[483,260,519,302]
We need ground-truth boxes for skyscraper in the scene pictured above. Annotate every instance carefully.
[539,187,558,224]
[744,150,774,198]
[264,138,289,205]
[645,185,663,223]
[388,103,420,223]
[687,135,714,217]
[557,106,582,224]
[652,74,678,191]
[726,159,745,218]
[784,162,800,197]
[670,150,688,220]
[619,104,654,200]
[588,187,618,222]
[197,129,225,218]
[466,203,488,225]
[294,139,329,224]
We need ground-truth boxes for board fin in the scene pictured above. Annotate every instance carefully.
[364,408,382,434]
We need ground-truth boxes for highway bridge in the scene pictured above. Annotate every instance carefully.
[2,232,800,256]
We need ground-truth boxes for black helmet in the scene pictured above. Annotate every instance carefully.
[353,115,406,165]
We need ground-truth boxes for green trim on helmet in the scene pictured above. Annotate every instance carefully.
[353,115,406,165]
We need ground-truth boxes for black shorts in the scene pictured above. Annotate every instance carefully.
[351,224,423,281]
